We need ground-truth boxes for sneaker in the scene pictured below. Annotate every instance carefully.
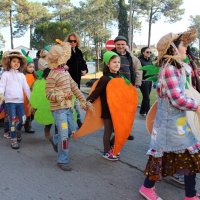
[11,139,20,150]
[170,174,184,185]
[139,185,163,200]
[57,163,72,171]
[184,196,200,200]
[102,151,118,161]
[3,132,11,139]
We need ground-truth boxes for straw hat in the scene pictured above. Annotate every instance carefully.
[47,42,71,69]
[157,28,197,62]
[1,50,27,69]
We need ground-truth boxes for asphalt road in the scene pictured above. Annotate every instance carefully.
[0,96,199,200]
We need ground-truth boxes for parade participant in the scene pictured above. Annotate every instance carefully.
[23,55,37,133]
[46,42,88,171]
[139,28,200,200]
[112,35,142,140]
[138,47,153,117]
[64,33,88,128]
[0,51,30,149]
[85,51,138,161]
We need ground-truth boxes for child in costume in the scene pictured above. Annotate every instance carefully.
[139,29,200,200]
[23,55,37,133]
[86,51,120,161]
[46,42,88,171]
[0,51,30,149]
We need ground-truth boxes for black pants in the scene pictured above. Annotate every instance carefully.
[144,174,196,197]
[139,81,152,115]
[103,119,113,153]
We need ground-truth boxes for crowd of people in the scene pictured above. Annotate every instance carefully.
[0,29,200,200]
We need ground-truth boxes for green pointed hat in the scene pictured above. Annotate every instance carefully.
[103,51,118,65]
[21,49,33,63]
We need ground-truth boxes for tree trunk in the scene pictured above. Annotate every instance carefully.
[9,9,14,49]
[30,25,33,49]
[128,0,133,49]
[148,5,153,47]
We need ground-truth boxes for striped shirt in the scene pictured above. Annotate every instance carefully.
[46,69,85,111]
[157,64,198,111]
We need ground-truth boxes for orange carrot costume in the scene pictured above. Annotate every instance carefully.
[74,75,138,156]
[24,73,35,116]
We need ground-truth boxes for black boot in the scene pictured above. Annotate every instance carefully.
[77,119,82,128]
[24,117,35,134]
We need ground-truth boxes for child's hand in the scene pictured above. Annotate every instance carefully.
[56,95,65,104]
[0,93,4,105]
[64,91,73,100]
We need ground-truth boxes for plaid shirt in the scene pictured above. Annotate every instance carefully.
[157,64,198,111]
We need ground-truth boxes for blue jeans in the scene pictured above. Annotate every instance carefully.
[52,109,72,164]
[68,108,76,134]
[5,103,25,139]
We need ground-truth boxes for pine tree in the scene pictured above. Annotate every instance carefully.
[118,0,128,40]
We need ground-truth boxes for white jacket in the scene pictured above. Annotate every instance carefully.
[0,69,31,103]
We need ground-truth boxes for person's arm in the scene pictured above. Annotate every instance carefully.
[22,74,31,100]
[79,49,88,74]
[86,76,108,103]
[132,56,142,87]
[0,72,7,95]
[165,65,198,111]
[46,73,57,102]
[0,72,7,104]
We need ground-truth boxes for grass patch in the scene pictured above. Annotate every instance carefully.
[137,88,157,106]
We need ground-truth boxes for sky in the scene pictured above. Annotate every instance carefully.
[0,0,199,50]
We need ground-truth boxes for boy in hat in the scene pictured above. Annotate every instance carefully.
[46,42,88,171]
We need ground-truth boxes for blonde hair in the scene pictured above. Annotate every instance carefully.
[64,33,80,47]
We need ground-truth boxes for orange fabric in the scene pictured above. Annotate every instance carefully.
[0,111,5,119]
[146,100,157,134]
[73,80,104,138]
[107,78,138,156]
[24,74,35,116]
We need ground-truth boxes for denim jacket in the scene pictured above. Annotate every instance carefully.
[148,65,199,157]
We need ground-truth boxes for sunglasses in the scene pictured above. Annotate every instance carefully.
[145,51,152,54]
[68,40,77,43]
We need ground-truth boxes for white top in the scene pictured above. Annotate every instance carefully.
[0,69,31,103]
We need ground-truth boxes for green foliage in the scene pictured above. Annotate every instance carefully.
[144,0,184,45]
[118,0,128,39]
[43,0,72,22]
[31,21,73,50]
[13,0,50,49]
[190,15,200,57]
[140,64,159,83]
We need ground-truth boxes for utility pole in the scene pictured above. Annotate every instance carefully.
[128,0,133,50]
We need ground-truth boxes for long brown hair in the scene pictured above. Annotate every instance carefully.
[64,33,81,47]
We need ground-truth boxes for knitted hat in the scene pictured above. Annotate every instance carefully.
[47,42,71,69]
[114,35,128,43]
[1,50,27,69]
[103,51,118,65]
[157,28,197,62]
